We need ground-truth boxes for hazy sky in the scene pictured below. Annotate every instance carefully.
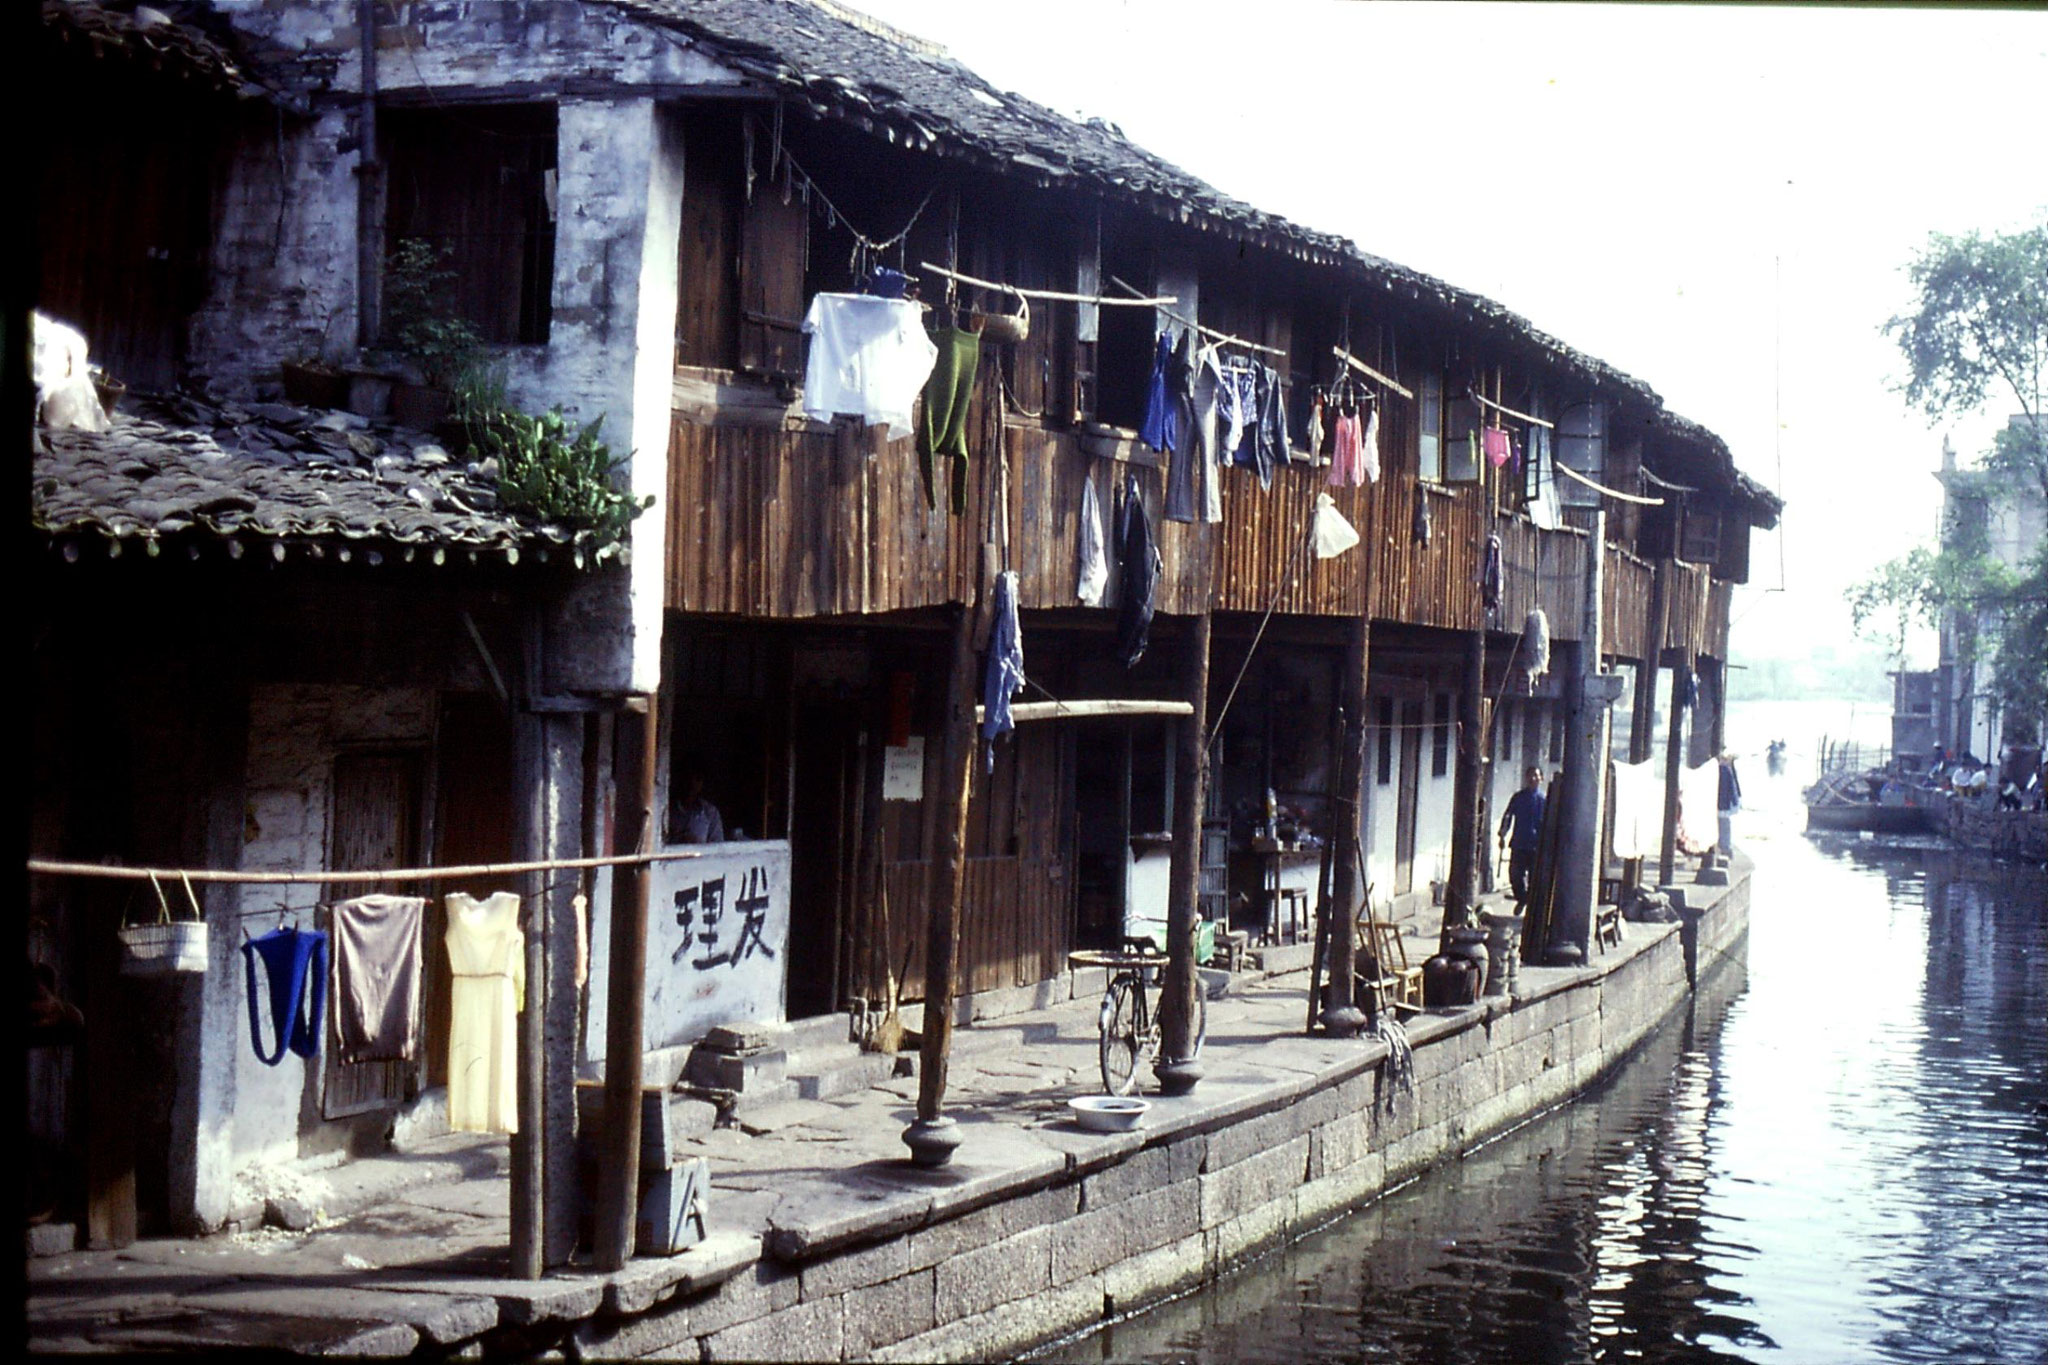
[842,0,2046,668]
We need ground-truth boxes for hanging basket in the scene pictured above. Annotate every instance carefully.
[119,873,209,977]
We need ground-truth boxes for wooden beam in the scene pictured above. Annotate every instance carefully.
[917,262,1173,307]
[971,698,1193,724]
[595,700,658,1272]
[1332,347,1416,401]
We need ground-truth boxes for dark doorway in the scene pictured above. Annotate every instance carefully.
[430,694,517,1087]
[788,700,860,1019]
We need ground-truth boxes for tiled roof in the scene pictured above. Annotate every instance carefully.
[40,0,293,104]
[31,394,614,566]
[601,0,1778,524]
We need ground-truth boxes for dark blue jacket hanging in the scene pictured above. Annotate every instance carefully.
[1116,474,1160,667]
[243,925,329,1065]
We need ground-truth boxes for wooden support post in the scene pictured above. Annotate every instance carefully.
[1658,660,1686,887]
[1441,628,1488,938]
[1157,613,1212,1089]
[905,606,976,1166]
[1321,615,1369,1036]
[1623,563,1669,894]
[511,710,544,1279]
[1549,508,1608,964]
[595,698,657,1272]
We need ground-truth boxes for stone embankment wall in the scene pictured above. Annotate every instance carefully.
[563,868,1749,1362]
[1938,801,2048,864]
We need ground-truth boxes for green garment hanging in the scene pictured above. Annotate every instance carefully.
[918,327,981,513]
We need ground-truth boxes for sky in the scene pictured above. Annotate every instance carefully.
[840,0,2047,671]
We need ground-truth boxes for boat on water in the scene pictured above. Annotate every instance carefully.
[1803,768,1941,836]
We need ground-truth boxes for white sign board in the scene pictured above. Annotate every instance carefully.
[883,737,926,801]
[583,840,790,1060]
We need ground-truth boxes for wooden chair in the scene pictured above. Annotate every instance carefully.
[1356,915,1424,1013]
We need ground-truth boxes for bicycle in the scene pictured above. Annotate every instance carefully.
[1072,938,1208,1096]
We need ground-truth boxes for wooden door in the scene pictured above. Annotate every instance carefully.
[324,749,426,1118]
[428,696,518,1087]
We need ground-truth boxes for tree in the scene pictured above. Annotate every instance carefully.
[1885,220,2047,499]
[1858,221,2048,739]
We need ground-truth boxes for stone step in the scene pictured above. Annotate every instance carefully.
[788,1050,900,1101]
[686,1047,788,1092]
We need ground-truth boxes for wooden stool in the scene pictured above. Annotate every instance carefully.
[1215,928,1252,972]
[1595,905,1624,953]
[1274,888,1310,944]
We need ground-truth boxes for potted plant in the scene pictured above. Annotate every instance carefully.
[382,239,483,430]
[119,873,209,977]
[281,356,350,409]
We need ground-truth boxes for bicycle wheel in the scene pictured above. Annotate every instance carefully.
[1099,976,1144,1095]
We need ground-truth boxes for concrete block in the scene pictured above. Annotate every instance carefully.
[572,1297,694,1361]
[1297,1150,1384,1227]
[703,1293,842,1364]
[1102,1231,1209,1316]
[1119,1181,1201,1257]
[1051,1201,1129,1284]
[1210,1191,1296,1267]
[934,1223,1052,1321]
[1309,1112,1372,1180]
[905,1182,1076,1271]
[602,1230,759,1314]
[674,1259,799,1339]
[1204,1105,1303,1172]
[762,1175,931,1260]
[1198,1135,1307,1230]
[798,1235,910,1301]
[840,1268,937,1358]
[877,1275,1103,1364]
[1080,1146,1170,1210]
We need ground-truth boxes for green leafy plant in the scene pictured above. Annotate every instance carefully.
[382,239,484,387]
[453,366,653,554]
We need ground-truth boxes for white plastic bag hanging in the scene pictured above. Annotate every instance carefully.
[1311,493,1360,559]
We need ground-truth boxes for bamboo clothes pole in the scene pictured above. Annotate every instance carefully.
[1157,613,1211,1092]
[917,261,1174,308]
[906,605,976,1166]
[1320,615,1369,1037]
[26,849,709,885]
[595,700,658,1272]
[1331,347,1416,401]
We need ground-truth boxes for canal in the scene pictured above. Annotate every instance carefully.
[1042,708,2048,1364]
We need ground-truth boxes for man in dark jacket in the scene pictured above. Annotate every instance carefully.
[1497,766,1546,908]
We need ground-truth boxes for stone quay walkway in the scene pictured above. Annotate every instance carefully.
[27,866,1741,1359]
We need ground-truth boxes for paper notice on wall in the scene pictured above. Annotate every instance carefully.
[883,737,925,801]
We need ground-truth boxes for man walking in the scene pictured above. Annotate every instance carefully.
[1497,766,1546,909]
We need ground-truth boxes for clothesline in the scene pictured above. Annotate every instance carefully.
[27,849,708,886]
[916,261,1174,307]
[1468,389,1554,430]
[1552,459,1665,506]
[1331,348,1416,402]
[1639,466,1700,494]
[1105,274,1288,359]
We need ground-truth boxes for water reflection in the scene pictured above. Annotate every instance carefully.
[1043,829,2047,1364]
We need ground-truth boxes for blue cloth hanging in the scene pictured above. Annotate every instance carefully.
[1139,330,1179,455]
[243,925,329,1066]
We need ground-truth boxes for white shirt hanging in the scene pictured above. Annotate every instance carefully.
[800,293,938,441]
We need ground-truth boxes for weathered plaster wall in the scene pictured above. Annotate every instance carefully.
[228,684,434,1178]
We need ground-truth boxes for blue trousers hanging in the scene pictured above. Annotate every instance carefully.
[243,926,328,1065]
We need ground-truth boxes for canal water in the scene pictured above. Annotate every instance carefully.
[1043,701,2048,1364]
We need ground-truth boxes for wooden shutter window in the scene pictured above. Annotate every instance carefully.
[736,191,808,379]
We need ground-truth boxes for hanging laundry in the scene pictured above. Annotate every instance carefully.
[801,292,939,441]
[1680,667,1699,712]
[1164,330,1201,523]
[1115,473,1160,668]
[1528,425,1561,530]
[1360,403,1381,484]
[1483,425,1512,469]
[1190,344,1226,523]
[1077,473,1108,606]
[1412,484,1432,546]
[1521,609,1551,692]
[1609,759,1662,861]
[331,894,424,1065]
[862,266,910,300]
[1251,364,1287,489]
[1307,392,1326,462]
[1327,407,1362,488]
[1311,493,1360,559]
[1480,533,1503,614]
[1139,330,1179,456]
[446,891,525,1135]
[242,924,328,1066]
[981,570,1025,772]
[918,326,981,513]
[1216,362,1251,460]
[1676,760,1720,856]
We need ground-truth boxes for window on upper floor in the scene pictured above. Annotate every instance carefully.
[1554,401,1607,509]
[1444,391,1482,484]
[673,111,809,378]
[382,104,557,346]
[1417,371,1443,482]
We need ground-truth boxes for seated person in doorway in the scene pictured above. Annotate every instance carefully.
[1497,766,1546,908]
[669,763,725,845]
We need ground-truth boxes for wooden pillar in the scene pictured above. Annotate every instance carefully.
[1441,628,1488,936]
[1657,663,1686,887]
[905,605,976,1165]
[1549,507,1608,963]
[1321,615,1370,1035]
[595,698,657,1272]
[1158,613,1212,1085]
[510,710,544,1279]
